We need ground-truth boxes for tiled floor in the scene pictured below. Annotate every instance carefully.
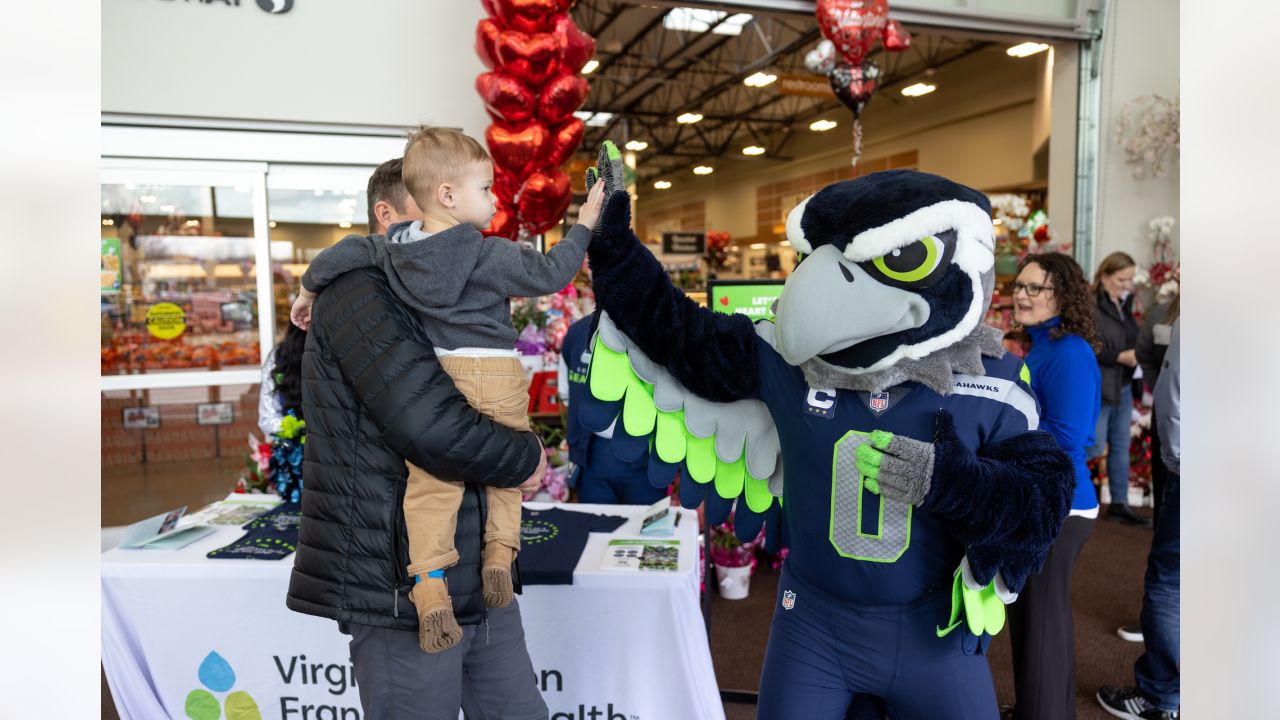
[102,457,243,527]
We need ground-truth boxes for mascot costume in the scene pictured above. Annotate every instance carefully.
[579,142,1075,719]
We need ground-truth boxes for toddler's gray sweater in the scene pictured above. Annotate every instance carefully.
[302,220,591,351]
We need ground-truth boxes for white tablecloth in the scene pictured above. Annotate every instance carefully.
[102,503,724,720]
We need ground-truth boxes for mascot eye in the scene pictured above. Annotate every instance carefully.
[862,230,956,289]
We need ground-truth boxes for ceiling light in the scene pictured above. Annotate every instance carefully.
[743,72,777,88]
[140,195,157,203]
[653,180,672,190]
[159,205,176,213]
[102,218,114,226]
[901,82,937,97]
[625,140,649,151]
[1007,42,1050,58]
[810,119,838,132]
[339,222,352,229]
[185,219,200,227]
[742,146,765,156]
[581,59,599,74]
[269,221,278,228]
[750,243,766,250]
[992,218,1003,226]
[677,112,704,124]
[692,165,714,175]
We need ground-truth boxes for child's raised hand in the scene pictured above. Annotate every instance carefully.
[290,289,316,330]
[577,181,606,232]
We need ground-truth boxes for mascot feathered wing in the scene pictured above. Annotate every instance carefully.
[581,151,1075,713]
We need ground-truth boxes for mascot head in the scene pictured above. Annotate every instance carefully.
[774,170,999,392]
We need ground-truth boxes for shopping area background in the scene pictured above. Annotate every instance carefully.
[95,1,1181,719]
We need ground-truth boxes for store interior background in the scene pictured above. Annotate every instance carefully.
[100,0,1177,528]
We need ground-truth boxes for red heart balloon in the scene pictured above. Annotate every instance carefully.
[497,31,563,88]
[476,19,503,70]
[494,0,559,33]
[536,73,589,125]
[518,170,571,234]
[493,165,521,206]
[485,200,519,240]
[882,19,912,52]
[477,72,534,123]
[816,0,889,66]
[486,121,550,177]
[543,117,584,169]
[553,15,596,73]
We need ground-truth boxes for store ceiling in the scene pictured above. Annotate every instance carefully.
[570,2,994,184]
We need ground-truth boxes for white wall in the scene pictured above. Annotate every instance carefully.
[1093,0,1180,272]
[102,0,490,140]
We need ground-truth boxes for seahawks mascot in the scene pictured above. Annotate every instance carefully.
[580,143,1075,719]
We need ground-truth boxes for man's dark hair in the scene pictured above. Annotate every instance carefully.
[366,157,410,231]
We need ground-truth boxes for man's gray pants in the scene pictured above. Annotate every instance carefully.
[345,599,548,720]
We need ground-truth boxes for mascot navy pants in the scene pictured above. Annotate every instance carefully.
[757,563,998,720]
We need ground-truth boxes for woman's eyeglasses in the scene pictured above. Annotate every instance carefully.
[1012,281,1054,297]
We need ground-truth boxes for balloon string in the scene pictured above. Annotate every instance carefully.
[851,119,863,171]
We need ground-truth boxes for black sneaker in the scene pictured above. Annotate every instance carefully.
[1097,686,1178,719]
[1116,623,1144,642]
[1106,503,1154,527]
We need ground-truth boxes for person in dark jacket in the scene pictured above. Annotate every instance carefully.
[1088,251,1149,526]
[558,315,672,504]
[1006,252,1102,720]
[285,265,549,720]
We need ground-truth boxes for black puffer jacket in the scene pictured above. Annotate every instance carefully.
[1093,290,1140,405]
[286,267,540,630]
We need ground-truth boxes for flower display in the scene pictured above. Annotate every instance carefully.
[709,514,765,570]
[1114,94,1179,180]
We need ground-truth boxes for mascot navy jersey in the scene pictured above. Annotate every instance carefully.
[754,331,1039,605]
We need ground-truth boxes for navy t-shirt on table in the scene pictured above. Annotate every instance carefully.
[519,507,627,585]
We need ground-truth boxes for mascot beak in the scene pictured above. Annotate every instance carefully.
[774,245,931,367]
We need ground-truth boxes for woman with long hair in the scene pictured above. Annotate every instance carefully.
[1005,252,1101,720]
[1090,252,1148,526]
[257,322,307,437]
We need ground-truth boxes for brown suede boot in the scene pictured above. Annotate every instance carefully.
[409,576,461,653]
[481,543,515,609]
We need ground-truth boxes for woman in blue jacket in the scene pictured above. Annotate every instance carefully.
[1005,252,1101,720]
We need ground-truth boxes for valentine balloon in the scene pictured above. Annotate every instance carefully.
[493,165,521,204]
[543,117,585,169]
[553,15,596,73]
[477,72,535,123]
[494,0,560,34]
[804,39,836,75]
[828,60,881,118]
[536,73,589,125]
[882,19,912,52]
[497,30,563,88]
[816,0,889,66]
[485,201,519,240]
[476,19,503,70]
[518,170,572,234]
[486,121,551,177]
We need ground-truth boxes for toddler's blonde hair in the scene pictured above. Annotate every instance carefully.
[402,125,492,209]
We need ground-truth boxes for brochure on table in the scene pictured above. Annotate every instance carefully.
[185,493,282,526]
[117,507,215,550]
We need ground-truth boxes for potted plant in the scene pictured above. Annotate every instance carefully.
[709,516,763,600]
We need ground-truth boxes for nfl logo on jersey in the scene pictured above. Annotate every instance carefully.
[869,392,890,412]
[782,589,797,610]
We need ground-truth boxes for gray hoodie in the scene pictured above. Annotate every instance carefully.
[302,220,591,351]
